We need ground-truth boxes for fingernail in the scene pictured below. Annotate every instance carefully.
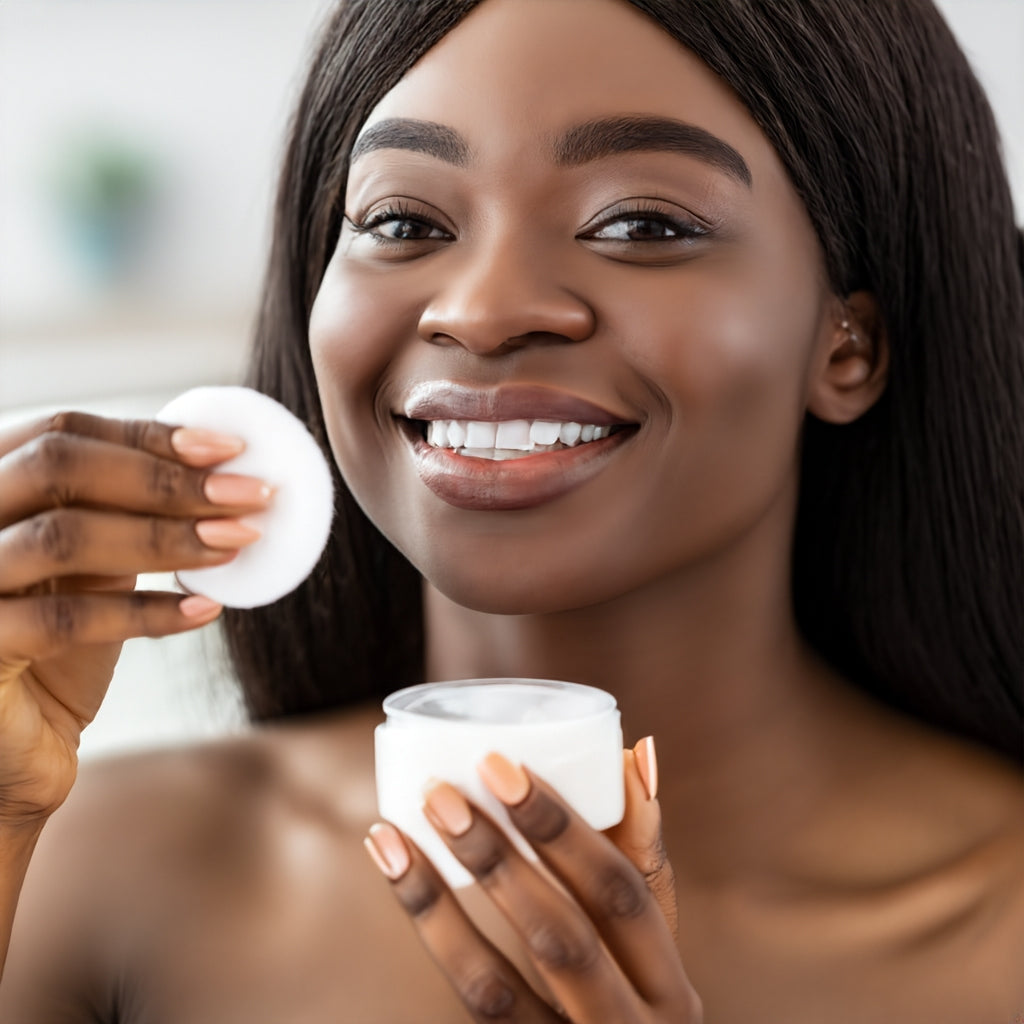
[364,822,411,880]
[477,752,530,806]
[171,427,245,460]
[423,780,473,837]
[204,473,274,506]
[178,595,222,619]
[194,518,262,550]
[633,736,658,801]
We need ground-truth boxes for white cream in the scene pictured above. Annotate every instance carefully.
[375,678,624,889]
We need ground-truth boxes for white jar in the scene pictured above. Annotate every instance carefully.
[375,678,624,888]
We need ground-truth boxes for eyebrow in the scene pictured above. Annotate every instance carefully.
[554,115,751,187]
[349,114,752,188]
[350,119,471,166]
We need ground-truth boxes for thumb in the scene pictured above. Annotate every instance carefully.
[605,736,678,938]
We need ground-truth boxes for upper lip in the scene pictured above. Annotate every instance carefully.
[401,383,631,425]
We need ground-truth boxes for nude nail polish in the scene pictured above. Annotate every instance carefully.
[633,735,658,801]
[170,427,245,460]
[178,595,223,620]
[203,474,274,506]
[423,781,473,836]
[477,752,531,805]
[194,518,262,550]
[364,822,411,880]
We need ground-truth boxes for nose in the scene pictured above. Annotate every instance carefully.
[417,243,596,355]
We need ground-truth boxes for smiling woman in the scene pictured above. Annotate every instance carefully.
[1,1,1023,1022]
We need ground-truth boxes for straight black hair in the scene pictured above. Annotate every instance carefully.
[223,0,1024,765]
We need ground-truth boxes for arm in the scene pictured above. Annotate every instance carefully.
[0,822,44,975]
[0,410,268,980]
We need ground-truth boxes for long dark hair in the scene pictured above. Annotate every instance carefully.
[223,0,1024,765]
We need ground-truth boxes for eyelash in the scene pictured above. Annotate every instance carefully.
[578,202,710,245]
[345,202,450,246]
[344,200,712,250]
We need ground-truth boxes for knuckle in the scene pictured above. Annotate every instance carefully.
[592,863,647,921]
[524,920,599,973]
[507,786,569,844]
[454,831,506,887]
[27,509,78,564]
[43,410,86,437]
[146,455,185,502]
[24,432,77,496]
[146,517,180,557]
[644,839,674,889]
[459,968,517,1019]
[129,418,170,456]
[394,871,442,919]
[37,594,77,643]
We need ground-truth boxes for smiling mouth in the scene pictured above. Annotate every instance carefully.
[412,417,626,460]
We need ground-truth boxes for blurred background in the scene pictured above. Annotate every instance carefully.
[1,0,1021,759]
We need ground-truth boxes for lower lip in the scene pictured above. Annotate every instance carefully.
[406,427,633,511]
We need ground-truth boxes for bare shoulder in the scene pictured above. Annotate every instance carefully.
[0,705,465,1022]
[842,713,1024,1014]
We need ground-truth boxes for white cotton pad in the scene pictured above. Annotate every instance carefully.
[157,386,334,608]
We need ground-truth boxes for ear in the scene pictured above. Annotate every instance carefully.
[807,290,889,424]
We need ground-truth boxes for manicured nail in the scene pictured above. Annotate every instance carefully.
[204,473,274,506]
[178,595,223,619]
[364,822,411,880]
[477,752,530,806]
[633,736,658,801]
[170,427,245,460]
[423,780,473,837]
[194,518,262,550]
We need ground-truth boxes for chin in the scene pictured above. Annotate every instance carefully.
[420,558,624,617]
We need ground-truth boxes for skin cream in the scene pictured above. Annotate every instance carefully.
[375,678,624,888]
[157,386,334,608]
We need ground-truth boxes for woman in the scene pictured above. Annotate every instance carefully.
[1,0,1022,1020]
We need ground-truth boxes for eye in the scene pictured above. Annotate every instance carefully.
[589,215,689,242]
[345,201,453,247]
[578,200,711,255]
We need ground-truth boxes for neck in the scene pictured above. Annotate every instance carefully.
[422,504,879,884]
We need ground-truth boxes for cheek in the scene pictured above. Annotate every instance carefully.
[617,257,820,442]
[308,255,418,488]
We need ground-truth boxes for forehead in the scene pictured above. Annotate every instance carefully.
[358,0,768,171]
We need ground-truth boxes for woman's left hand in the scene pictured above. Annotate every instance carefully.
[363,744,702,1022]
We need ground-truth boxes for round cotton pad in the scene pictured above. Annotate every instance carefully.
[157,386,334,608]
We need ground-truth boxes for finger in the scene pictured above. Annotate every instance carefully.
[0,509,256,592]
[423,780,642,1022]
[479,755,695,1011]
[0,590,222,662]
[364,821,562,1023]
[0,431,271,529]
[606,740,677,938]
[0,410,243,467]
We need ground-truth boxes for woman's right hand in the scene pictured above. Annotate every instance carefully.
[0,410,271,829]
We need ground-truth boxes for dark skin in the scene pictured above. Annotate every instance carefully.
[2,0,1024,1020]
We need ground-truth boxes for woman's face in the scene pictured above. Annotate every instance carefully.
[309,0,836,614]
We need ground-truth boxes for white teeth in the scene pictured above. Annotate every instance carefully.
[494,419,532,450]
[447,420,467,447]
[559,421,582,445]
[529,420,561,446]
[427,420,448,447]
[465,421,496,448]
[423,418,618,456]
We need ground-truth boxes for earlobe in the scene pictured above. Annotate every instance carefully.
[807,291,889,424]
